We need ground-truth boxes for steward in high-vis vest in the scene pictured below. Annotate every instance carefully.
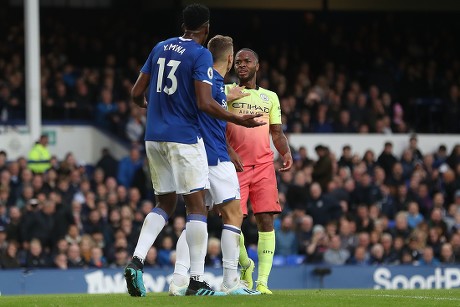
[27,134,51,174]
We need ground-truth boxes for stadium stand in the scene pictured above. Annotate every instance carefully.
[0,6,460,269]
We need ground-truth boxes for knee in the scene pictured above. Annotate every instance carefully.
[256,214,274,232]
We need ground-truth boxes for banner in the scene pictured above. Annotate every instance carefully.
[0,265,459,295]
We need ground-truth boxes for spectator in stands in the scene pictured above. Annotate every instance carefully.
[407,201,424,229]
[446,144,460,171]
[108,101,131,138]
[355,173,381,206]
[0,240,20,269]
[440,243,456,264]
[334,110,355,133]
[110,247,130,268]
[286,171,309,211]
[95,88,117,129]
[157,235,174,267]
[428,208,448,237]
[368,243,385,265]
[346,246,367,265]
[433,145,448,169]
[324,234,350,265]
[125,107,146,143]
[67,243,85,268]
[355,204,374,233]
[88,246,107,268]
[144,246,159,268]
[400,250,415,265]
[53,253,68,270]
[95,148,119,181]
[297,215,313,255]
[418,246,440,266]
[205,237,222,268]
[27,135,51,174]
[306,225,328,263]
[337,145,353,172]
[427,227,445,259]
[377,142,397,177]
[312,145,333,191]
[116,147,143,188]
[24,239,50,268]
[450,233,460,263]
[275,214,298,256]
[306,182,342,226]
[390,212,411,239]
[416,183,433,218]
[338,217,358,253]
[380,233,398,264]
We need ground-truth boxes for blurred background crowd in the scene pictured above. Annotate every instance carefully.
[0,5,460,269]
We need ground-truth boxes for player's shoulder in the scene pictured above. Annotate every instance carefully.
[156,37,177,47]
[254,86,279,104]
[257,86,279,99]
[224,83,238,89]
[213,69,224,81]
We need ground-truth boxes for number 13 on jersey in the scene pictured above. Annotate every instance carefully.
[156,58,181,95]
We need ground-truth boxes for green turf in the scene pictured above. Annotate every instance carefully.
[1,289,459,307]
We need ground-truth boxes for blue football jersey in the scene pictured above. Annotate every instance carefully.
[198,69,230,166]
[141,37,214,144]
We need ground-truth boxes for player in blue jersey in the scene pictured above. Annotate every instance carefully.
[124,4,264,297]
[168,35,260,296]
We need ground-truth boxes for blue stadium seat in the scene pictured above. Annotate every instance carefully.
[272,255,286,266]
[285,255,306,265]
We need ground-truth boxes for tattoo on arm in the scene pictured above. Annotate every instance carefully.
[270,124,290,156]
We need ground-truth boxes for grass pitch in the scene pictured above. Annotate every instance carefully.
[1,289,459,307]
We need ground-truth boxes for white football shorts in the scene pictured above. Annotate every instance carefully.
[145,138,209,195]
[205,161,241,210]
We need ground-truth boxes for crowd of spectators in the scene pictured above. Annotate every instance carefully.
[1,8,460,144]
[0,134,460,269]
[1,6,460,269]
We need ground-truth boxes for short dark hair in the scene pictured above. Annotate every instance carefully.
[237,48,259,63]
[207,35,233,62]
[183,3,210,31]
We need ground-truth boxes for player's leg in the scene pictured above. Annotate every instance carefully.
[254,213,275,294]
[238,232,255,289]
[209,161,259,295]
[169,229,189,296]
[125,141,177,297]
[170,139,224,296]
[235,166,254,287]
[250,163,281,295]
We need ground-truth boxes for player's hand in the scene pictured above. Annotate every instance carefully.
[141,98,148,109]
[236,114,266,128]
[279,151,293,172]
[226,86,250,102]
[228,146,244,172]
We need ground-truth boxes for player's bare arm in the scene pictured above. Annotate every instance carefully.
[270,124,292,172]
[131,72,150,108]
[195,80,265,128]
[226,139,244,172]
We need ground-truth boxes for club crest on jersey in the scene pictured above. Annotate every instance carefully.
[260,93,269,102]
[207,67,213,79]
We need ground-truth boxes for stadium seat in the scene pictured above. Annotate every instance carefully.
[286,255,306,265]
